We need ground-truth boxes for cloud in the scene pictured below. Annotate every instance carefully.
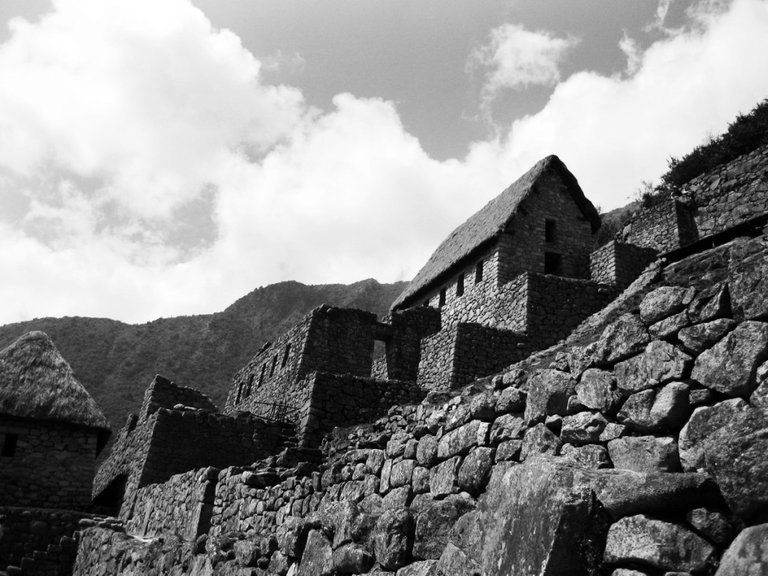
[1,0,768,327]
[469,23,579,101]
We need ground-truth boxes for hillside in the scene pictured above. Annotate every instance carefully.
[0,278,406,430]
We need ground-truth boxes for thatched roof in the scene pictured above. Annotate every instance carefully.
[392,155,600,309]
[0,331,109,430]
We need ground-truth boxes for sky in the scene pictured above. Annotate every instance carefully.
[0,0,767,325]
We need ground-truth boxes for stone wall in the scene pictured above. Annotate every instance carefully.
[371,307,441,382]
[126,467,218,541]
[682,144,768,238]
[0,418,99,510]
[225,306,378,419]
[591,240,658,288]
[0,507,88,574]
[416,327,458,391]
[618,193,697,252]
[298,372,426,447]
[139,375,217,419]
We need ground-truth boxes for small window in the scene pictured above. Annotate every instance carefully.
[475,261,484,284]
[1,434,18,457]
[544,252,563,275]
[245,374,254,397]
[545,219,557,243]
[236,381,244,404]
[281,343,291,368]
[423,299,430,307]
[269,355,277,377]
[456,274,464,297]
[438,288,446,307]
[259,363,266,385]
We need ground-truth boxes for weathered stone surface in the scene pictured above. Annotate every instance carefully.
[332,543,374,574]
[572,469,719,520]
[412,467,430,494]
[434,542,480,575]
[297,530,333,576]
[685,508,734,547]
[476,459,609,576]
[331,501,378,548]
[390,460,416,489]
[495,440,522,462]
[404,439,418,460]
[524,369,577,424]
[648,310,689,339]
[729,240,768,320]
[678,319,736,354]
[561,443,610,469]
[381,459,393,493]
[603,515,714,572]
[678,399,750,471]
[383,486,412,510]
[489,414,526,444]
[576,369,619,413]
[234,539,261,567]
[457,447,494,495]
[373,509,415,570]
[495,387,526,414]
[366,449,387,476]
[691,321,768,397]
[416,435,438,467]
[650,381,690,430]
[617,390,655,431]
[429,456,460,497]
[436,420,489,460]
[387,432,410,458]
[640,286,694,325]
[520,423,561,461]
[566,341,598,377]
[615,341,692,394]
[595,313,650,365]
[607,436,680,473]
[396,559,437,576]
[752,378,768,415]
[277,517,313,558]
[687,282,730,324]
[714,523,768,576]
[269,550,290,575]
[599,422,626,442]
[413,494,476,560]
[469,392,495,421]
[560,411,608,445]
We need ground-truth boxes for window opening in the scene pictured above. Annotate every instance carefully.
[236,381,244,404]
[1,434,18,457]
[544,252,563,275]
[269,355,277,377]
[456,274,464,297]
[423,300,430,307]
[281,343,291,368]
[438,288,446,307]
[245,374,254,397]
[545,219,557,243]
[259,363,266,386]
[475,261,484,283]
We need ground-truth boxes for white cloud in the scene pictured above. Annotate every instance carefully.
[470,23,579,100]
[1,0,768,326]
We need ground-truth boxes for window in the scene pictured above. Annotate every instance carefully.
[544,252,563,275]
[236,381,244,404]
[281,343,291,368]
[456,273,464,297]
[269,355,277,377]
[1,433,18,457]
[259,363,266,386]
[245,374,254,397]
[438,288,446,307]
[475,261,484,283]
[423,299,430,307]
[545,219,557,243]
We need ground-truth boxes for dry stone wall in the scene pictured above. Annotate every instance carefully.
[139,375,217,420]
[619,193,697,253]
[71,232,768,576]
[591,240,659,289]
[0,418,99,510]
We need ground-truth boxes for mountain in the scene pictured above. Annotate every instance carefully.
[0,279,407,431]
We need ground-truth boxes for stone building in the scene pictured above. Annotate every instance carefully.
[0,331,110,510]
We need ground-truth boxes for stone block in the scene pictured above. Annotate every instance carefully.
[560,411,608,445]
[615,341,692,394]
[413,493,476,560]
[520,423,561,461]
[415,435,437,468]
[457,447,494,496]
[639,286,695,325]
[714,523,768,576]
[678,319,736,354]
[373,509,415,571]
[436,420,489,460]
[607,436,681,473]
[576,369,619,413]
[429,456,460,498]
[594,313,650,365]
[488,414,527,445]
[524,369,577,425]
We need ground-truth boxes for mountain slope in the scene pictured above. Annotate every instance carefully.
[0,279,406,430]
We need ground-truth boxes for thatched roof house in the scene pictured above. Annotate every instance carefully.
[392,155,600,310]
[0,331,109,431]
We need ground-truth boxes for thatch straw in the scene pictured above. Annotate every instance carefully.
[392,155,600,309]
[0,331,109,430]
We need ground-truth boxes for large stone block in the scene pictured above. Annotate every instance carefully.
[691,321,768,397]
[639,286,694,325]
[729,240,768,320]
[618,382,690,433]
[604,515,714,573]
[429,456,460,498]
[413,493,476,560]
[297,529,334,576]
[594,313,650,365]
[520,423,561,461]
[475,459,609,576]
[615,341,692,394]
[678,399,750,472]
[714,523,768,576]
[576,369,619,413]
[560,412,608,445]
[489,414,527,445]
[457,447,494,496]
[436,420,489,460]
[524,370,577,425]
[373,509,415,570]
[678,319,736,354]
[607,436,680,473]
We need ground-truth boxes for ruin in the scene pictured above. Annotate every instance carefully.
[3,145,768,576]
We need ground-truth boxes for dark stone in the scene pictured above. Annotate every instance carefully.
[691,321,768,397]
[469,393,495,421]
[416,435,438,468]
[687,282,730,324]
[489,414,527,445]
[685,508,734,547]
[520,423,561,461]
[332,543,374,574]
[678,319,737,354]
[604,515,714,573]
[618,382,690,433]
[457,447,494,496]
[413,494,476,560]
[495,387,526,414]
